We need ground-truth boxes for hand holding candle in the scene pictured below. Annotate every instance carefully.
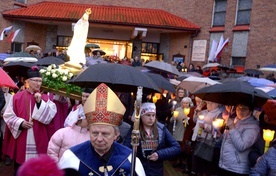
[172,111,179,132]
[152,96,158,104]
[198,115,204,136]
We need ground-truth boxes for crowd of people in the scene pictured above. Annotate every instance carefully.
[0,49,275,176]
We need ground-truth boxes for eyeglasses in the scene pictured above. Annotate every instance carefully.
[29,79,42,83]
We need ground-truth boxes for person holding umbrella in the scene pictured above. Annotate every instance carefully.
[218,102,260,176]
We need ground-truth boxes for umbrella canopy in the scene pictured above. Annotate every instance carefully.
[177,72,203,81]
[194,81,270,107]
[4,52,38,62]
[178,76,220,94]
[259,64,276,72]
[244,69,264,76]
[267,88,276,98]
[143,72,176,93]
[85,43,100,48]
[218,64,236,72]
[92,49,106,55]
[25,45,42,52]
[246,77,274,87]
[0,53,10,61]
[68,63,160,93]
[3,61,34,78]
[202,63,220,69]
[35,56,65,66]
[0,68,18,89]
[44,48,57,54]
[144,61,180,76]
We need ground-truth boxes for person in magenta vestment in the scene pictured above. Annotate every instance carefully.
[3,66,57,175]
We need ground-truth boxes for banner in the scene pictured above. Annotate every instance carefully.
[191,40,207,62]
[7,29,21,43]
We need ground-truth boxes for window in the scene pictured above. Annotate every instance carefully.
[14,0,26,3]
[141,42,158,54]
[11,42,23,52]
[236,0,252,25]
[213,0,227,26]
[232,57,246,66]
[57,36,72,47]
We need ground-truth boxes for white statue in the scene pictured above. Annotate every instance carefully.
[67,8,91,66]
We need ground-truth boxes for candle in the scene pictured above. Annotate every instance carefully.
[152,96,158,104]
[173,111,179,118]
[184,108,190,116]
[212,118,224,138]
[172,100,177,110]
[197,115,204,136]
[172,111,179,132]
[263,129,275,152]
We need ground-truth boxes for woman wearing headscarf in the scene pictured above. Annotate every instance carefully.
[123,102,181,176]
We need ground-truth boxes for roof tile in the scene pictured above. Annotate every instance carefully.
[2,1,200,31]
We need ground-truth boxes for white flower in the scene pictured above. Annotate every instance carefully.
[52,73,58,78]
[51,64,57,69]
[40,69,46,73]
[51,69,56,73]
[46,71,51,76]
[63,69,69,75]
[68,73,73,78]
[47,66,52,71]
[59,69,64,75]
[62,76,67,81]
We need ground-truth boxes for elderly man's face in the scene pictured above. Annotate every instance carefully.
[28,77,42,92]
[89,124,119,155]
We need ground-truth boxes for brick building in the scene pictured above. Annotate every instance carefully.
[0,0,275,71]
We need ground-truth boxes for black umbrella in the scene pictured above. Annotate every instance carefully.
[35,56,65,66]
[92,49,106,55]
[3,61,34,78]
[68,63,160,93]
[143,72,176,93]
[144,61,180,76]
[85,43,100,48]
[244,69,264,76]
[194,81,270,107]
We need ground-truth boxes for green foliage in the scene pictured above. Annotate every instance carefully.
[40,64,82,94]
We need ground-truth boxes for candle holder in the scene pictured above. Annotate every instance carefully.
[172,111,179,132]
[212,118,224,138]
[263,129,275,153]
[198,115,204,136]
[183,108,190,127]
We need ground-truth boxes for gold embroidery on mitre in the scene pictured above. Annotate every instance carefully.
[84,83,126,126]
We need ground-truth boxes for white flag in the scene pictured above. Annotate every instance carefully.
[0,26,13,40]
[208,40,218,62]
[215,37,229,59]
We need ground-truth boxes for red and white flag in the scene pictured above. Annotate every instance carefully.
[0,26,13,40]
[7,29,21,43]
[215,37,229,59]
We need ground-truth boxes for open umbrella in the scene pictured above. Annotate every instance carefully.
[202,63,220,69]
[259,64,276,72]
[4,52,38,62]
[267,88,276,98]
[0,53,10,61]
[244,69,264,76]
[68,63,160,93]
[194,81,270,107]
[3,61,34,78]
[143,72,176,93]
[177,72,203,81]
[178,76,220,94]
[0,68,18,89]
[92,49,106,55]
[35,56,65,66]
[247,77,274,87]
[25,45,42,52]
[144,61,180,76]
[85,43,100,48]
